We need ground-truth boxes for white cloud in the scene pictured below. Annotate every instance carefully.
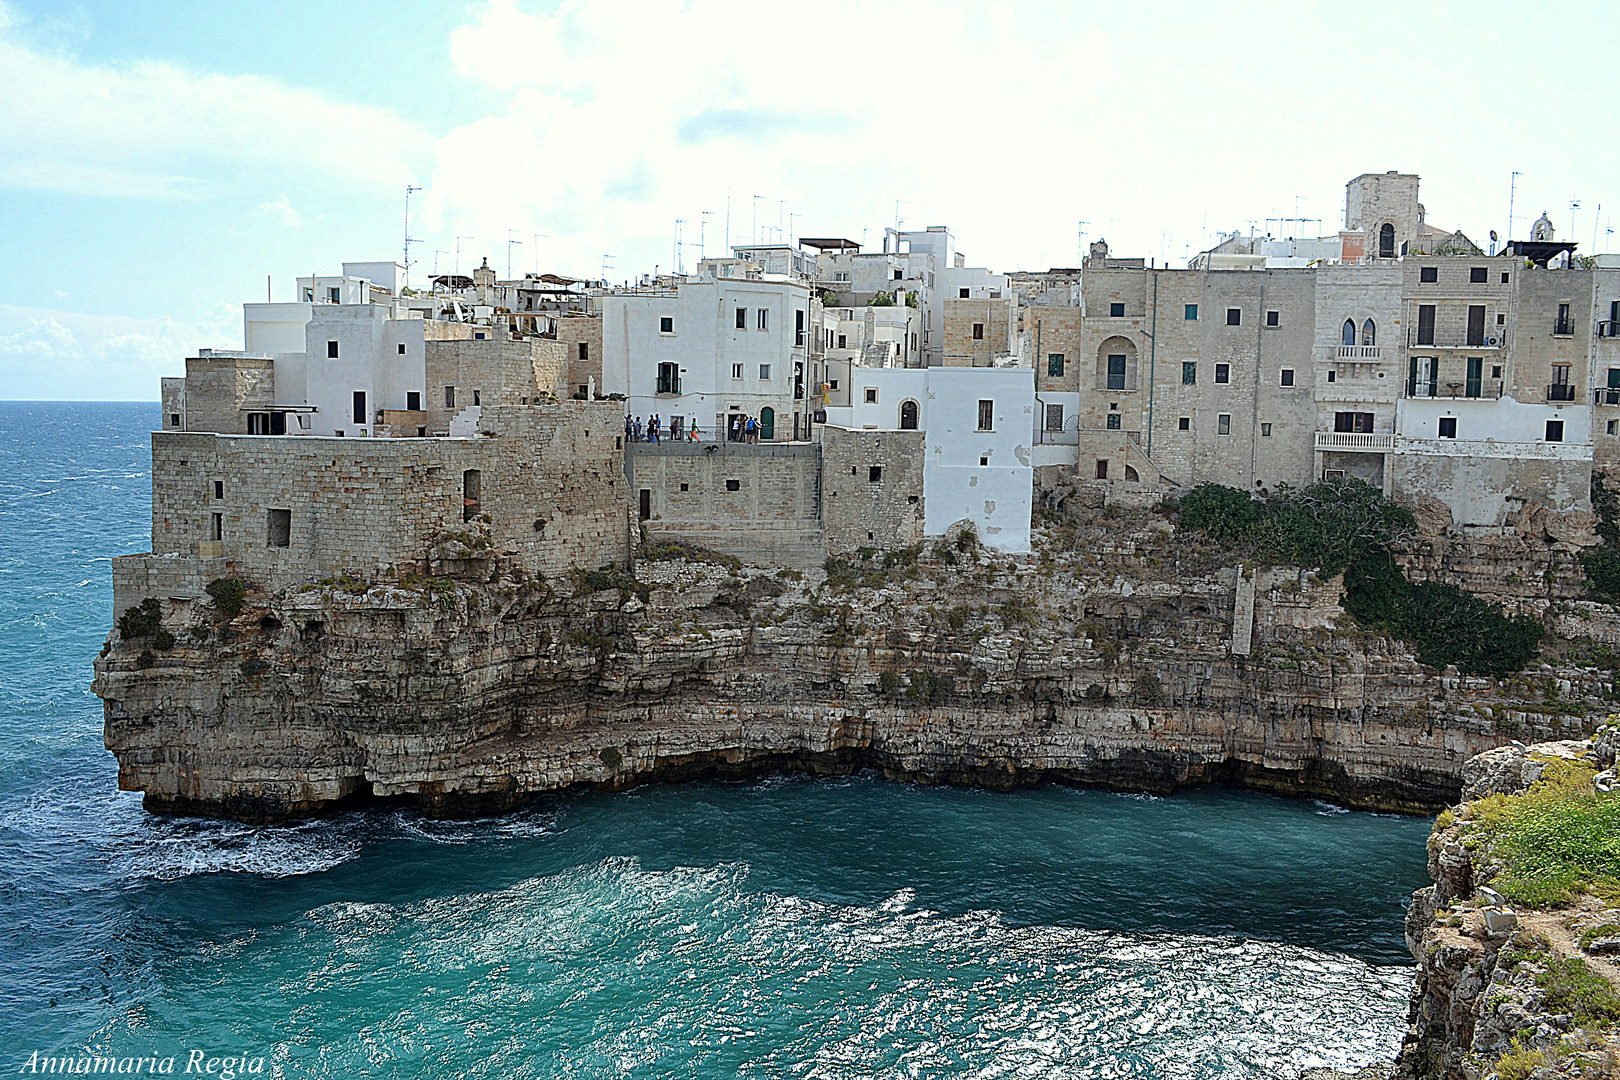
[0,4,430,198]
[0,304,240,400]
[255,195,303,228]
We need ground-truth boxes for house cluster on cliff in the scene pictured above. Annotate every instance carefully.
[130,169,1613,617]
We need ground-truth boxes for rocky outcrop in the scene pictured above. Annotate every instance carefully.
[1395,734,1620,1079]
[93,513,1607,823]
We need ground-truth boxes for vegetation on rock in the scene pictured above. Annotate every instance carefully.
[1465,756,1620,906]
[205,577,248,617]
[117,598,163,640]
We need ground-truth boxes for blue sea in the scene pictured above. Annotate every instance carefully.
[0,402,1431,1078]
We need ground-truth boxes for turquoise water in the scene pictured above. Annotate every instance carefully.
[0,402,1431,1078]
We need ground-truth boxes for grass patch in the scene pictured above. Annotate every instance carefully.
[1465,757,1620,906]
[1536,957,1620,1027]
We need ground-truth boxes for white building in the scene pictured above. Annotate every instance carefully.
[602,274,814,441]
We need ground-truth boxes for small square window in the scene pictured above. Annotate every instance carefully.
[869,466,882,482]
[474,331,485,340]
[979,456,988,466]
[1215,363,1230,384]
[397,343,406,355]
[1226,308,1241,326]
[1492,365,1502,379]
[1497,313,1506,325]
[864,387,878,403]
[1265,310,1279,327]
[1110,302,1125,317]
[836,334,847,349]
[972,323,984,340]
[759,364,771,381]
[660,317,674,333]
[1420,266,1438,283]
[829,379,839,391]
[1184,304,1198,320]
[1106,414,1121,430]
[1501,272,1510,284]
[407,391,420,411]
[1280,368,1294,387]
[1470,267,1488,283]
[680,483,689,492]
[327,340,339,358]
[1182,361,1197,385]
[726,478,741,491]
[1438,417,1457,438]
[1217,413,1231,435]
[1178,416,1190,430]
[1261,423,1272,437]
[1546,420,1565,442]
[1327,370,1336,383]
[959,288,970,298]
[170,413,181,428]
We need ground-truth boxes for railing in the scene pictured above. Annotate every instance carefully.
[1409,330,1499,348]
[1315,431,1395,451]
[1596,388,1620,405]
[1547,383,1577,402]
[1599,320,1620,339]
[1336,345,1382,360]
[1554,318,1575,336]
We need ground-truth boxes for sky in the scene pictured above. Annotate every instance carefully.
[2,0,1619,399]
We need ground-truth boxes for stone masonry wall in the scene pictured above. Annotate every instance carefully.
[820,426,925,554]
[424,338,570,434]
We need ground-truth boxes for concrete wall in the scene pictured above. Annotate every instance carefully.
[821,426,925,554]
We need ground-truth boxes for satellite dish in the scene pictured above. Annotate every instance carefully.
[1490,230,1498,242]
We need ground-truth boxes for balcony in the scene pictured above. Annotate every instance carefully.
[1336,345,1383,360]
[1409,330,1500,349]
[1596,388,1620,406]
[1547,383,1577,403]
[1599,320,1620,339]
[1553,318,1575,337]
[1315,431,1395,451]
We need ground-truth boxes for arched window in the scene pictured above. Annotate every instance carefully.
[899,399,919,430]
[1378,223,1395,259]
[1362,319,1376,346]
[1342,319,1356,346]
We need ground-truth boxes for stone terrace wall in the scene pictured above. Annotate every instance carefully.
[627,441,824,566]
[820,426,924,554]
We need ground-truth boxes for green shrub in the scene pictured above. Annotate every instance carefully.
[599,747,623,769]
[1468,758,1620,906]
[1175,483,1263,541]
[878,670,903,699]
[239,657,269,677]
[117,598,163,640]
[1535,957,1620,1026]
[571,564,650,603]
[205,577,248,617]
[1257,478,1415,575]
[905,670,953,705]
[955,525,978,552]
[151,629,176,652]
[135,649,156,669]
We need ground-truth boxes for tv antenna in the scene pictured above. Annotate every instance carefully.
[506,230,523,280]
[1507,171,1523,242]
[455,236,473,277]
[402,185,422,291]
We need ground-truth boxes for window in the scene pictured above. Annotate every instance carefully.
[795,309,804,346]
[959,288,970,298]
[735,307,747,329]
[864,387,878,404]
[1556,303,1573,335]
[972,323,984,340]
[1265,310,1279,327]
[328,286,340,303]
[1217,414,1231,436]
[893,270,903,280]
[1261,423,1272,437]
[327,340,339,358]
[1095,460,1109,479]
[1044,403,1064,431]
[1362,319,1376,346]
[1334,412,1375,433]
[1379,223,1395,258]
[578,342,589,360]
[1214,363,1230,384]
[267,508,291,548]
[1110,302,1125,317]
[979,456,989,466]
[1547,420,1565,442]
[732,363,743,380]
[1467,305,1486,345]
[407,391,421,411]
[1465,357,1483,398]
[474,332,485,340]
[837,334,847,349]
[1226,308,1241,326]
[1417,305,1436,345]
[353,391,366,425]
[1106,414,1121,430]
[1492,365,1502,379]
[656,363,680,394]
[213,480,224,500]
[1107,354,1127,390]
[660,317,674,333]
[472,389,481,406]
[726,478,741,492]
[977,400,994,430]
[869,466,882,482]
[759,364,771,381]
[397,343,406,355]
[1278,368,1294,387]
[1420,266,1438,283]
[829,379,839,390]
[445,386,455,408]
[1470,267,1488,284]
[1047,353,1065,377]
[1438,417,1457,438]
[757,309,768,330]
[1611,420,1618,436]
[170,413,180,428]
[900,400,919,429]
[1178,416,1190,430]
[1185,304,1198,320]
[1498,313,1506,325]
[210,513,222,542]
[1327,370,1336,383]
[1182,361,1197,385]
[247,412,271,434]
[679,483,689,492]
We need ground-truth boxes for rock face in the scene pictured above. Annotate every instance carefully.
[1395,736,1620,1079]
[94,520,1604,822]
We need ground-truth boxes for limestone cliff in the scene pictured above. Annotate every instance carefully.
[94,506,1609,823]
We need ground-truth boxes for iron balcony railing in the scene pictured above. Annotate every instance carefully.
[1599,320,1620,339]
[1554,318,1575,336]
[1547,383,1577,402]
[1595,388,1620,406]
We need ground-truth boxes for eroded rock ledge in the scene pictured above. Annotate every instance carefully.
[94,516,1607,823]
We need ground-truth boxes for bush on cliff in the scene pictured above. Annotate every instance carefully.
[1582,476,1620,599]
[1178,480,1539,678]
[205,577,248,617]
[117,598,163,640]
[1466,756,1620,907]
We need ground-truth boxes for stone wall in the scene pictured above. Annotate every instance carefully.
[557,315,604,399]
[126,403,630,612]
[626,441,824,567]
[1029,307,1082,394]
[942,297,1015,365]
[181,355,276,434]
[424,338,570,433]
[820,426,925,554]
